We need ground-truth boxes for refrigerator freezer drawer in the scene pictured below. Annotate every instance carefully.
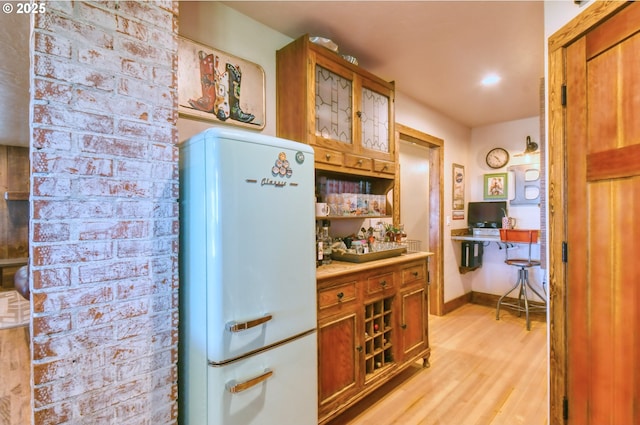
[207,332,317,425]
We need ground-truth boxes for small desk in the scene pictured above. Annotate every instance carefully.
[451,231,539,273]
[451,235,500,243]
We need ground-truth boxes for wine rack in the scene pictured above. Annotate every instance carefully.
[364,296,394,378]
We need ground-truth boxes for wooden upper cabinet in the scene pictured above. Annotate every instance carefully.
[276,35,396,177]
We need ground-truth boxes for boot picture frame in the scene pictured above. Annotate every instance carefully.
[178,36,266,129]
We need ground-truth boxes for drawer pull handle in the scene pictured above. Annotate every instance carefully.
[401,324,407,329]
[382,165,388,171]
[226,314,272,332]
[226,369,273,393]
[356,111,362,118]
[325,153,331,160]
[336,292,344,301]
[380,280,387,287]
[357,159,363,166]
[356,345,363,352]
[412,271,419,277]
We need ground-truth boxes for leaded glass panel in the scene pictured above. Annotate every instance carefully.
[360,88,389,153]
[315,65,352,144]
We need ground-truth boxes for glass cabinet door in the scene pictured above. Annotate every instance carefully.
[315,64,353,145]
[360,86,390,154]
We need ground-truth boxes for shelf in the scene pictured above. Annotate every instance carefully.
[317,215,392,221]
[364,296,394,376]
[4,191,29,201]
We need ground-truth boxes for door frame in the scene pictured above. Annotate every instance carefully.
[547,2,631,423]
[395,123,444,316]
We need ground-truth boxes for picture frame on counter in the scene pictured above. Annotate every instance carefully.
[177,36,266,129]
[484,172,508,200]
[452,163,465,219]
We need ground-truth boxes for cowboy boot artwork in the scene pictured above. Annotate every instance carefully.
[213,58,230,121]
[226,63,255,123]
[188,51,216,112]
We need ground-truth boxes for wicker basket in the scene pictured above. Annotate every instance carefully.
[405,239,422,253]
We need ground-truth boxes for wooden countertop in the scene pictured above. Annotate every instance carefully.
[316,251,433,280]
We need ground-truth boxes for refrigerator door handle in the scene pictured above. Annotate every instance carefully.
[226,313,273,332]
[225,368,273,393]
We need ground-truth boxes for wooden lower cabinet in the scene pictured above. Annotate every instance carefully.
[317,256,431,424]
[318,312,359,408]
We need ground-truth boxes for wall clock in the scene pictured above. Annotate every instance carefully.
[485,147,510,169]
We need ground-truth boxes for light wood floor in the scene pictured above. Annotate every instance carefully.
[0,326,30,425]
[327,303,548,425]
[0,303,546,425]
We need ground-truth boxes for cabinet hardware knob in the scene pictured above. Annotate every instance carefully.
[356,111,362,118]
[357,159,363,166]
[401,324,407,329]
[380,280,387,287]
[325,153,331,160]
[356,345,363,352]
[412,271,419,277]
[382,165,388,171]
[336,292,344,300]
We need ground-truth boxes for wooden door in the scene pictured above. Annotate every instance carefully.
[318,312,360,414]
[400,286,427,361]
[565,2,640,424]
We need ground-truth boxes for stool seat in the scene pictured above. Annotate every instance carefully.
[505,259,541,267]
[496,229,546,330]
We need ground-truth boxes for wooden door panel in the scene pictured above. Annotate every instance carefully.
[401,288,425,358]
[566,36,589,425]
[586,178,639,425]
[587,33,640,154]
[318,313,358,405]
[566,3,640,424]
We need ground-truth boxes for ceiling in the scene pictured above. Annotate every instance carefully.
[0,1,544,148]
[223,0,544,128]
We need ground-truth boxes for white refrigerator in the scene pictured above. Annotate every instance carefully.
[178,128,317,424]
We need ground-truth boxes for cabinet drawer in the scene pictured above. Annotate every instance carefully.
[318,281,357,313]
[366,272,395,296]
[373,159,395,175]
[402,263,426,286]
[315,147,343,167]
[344,154,372,171]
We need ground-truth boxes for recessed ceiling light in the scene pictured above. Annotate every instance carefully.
[481,74,501,86]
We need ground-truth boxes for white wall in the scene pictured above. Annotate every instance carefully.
[469,117,541,228]
[394,93,473,302]
[177,2,291,140]
[467,117,544,297]
[399,140,431,250]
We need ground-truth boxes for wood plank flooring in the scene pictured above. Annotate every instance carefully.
[327,303,547,425]
[0,303,546,425]
[0,326,30,425]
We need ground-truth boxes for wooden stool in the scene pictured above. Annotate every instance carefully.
[495,229,546,330]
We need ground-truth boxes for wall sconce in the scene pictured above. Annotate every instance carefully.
[523,135,538,154]
[514,136,539,161]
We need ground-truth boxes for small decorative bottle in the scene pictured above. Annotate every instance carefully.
[321,221,332,265]
[316,224,323,267]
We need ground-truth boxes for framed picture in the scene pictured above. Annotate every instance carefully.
[484,173,508,200]
[178,36,266,129]
[452,163,465,219]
